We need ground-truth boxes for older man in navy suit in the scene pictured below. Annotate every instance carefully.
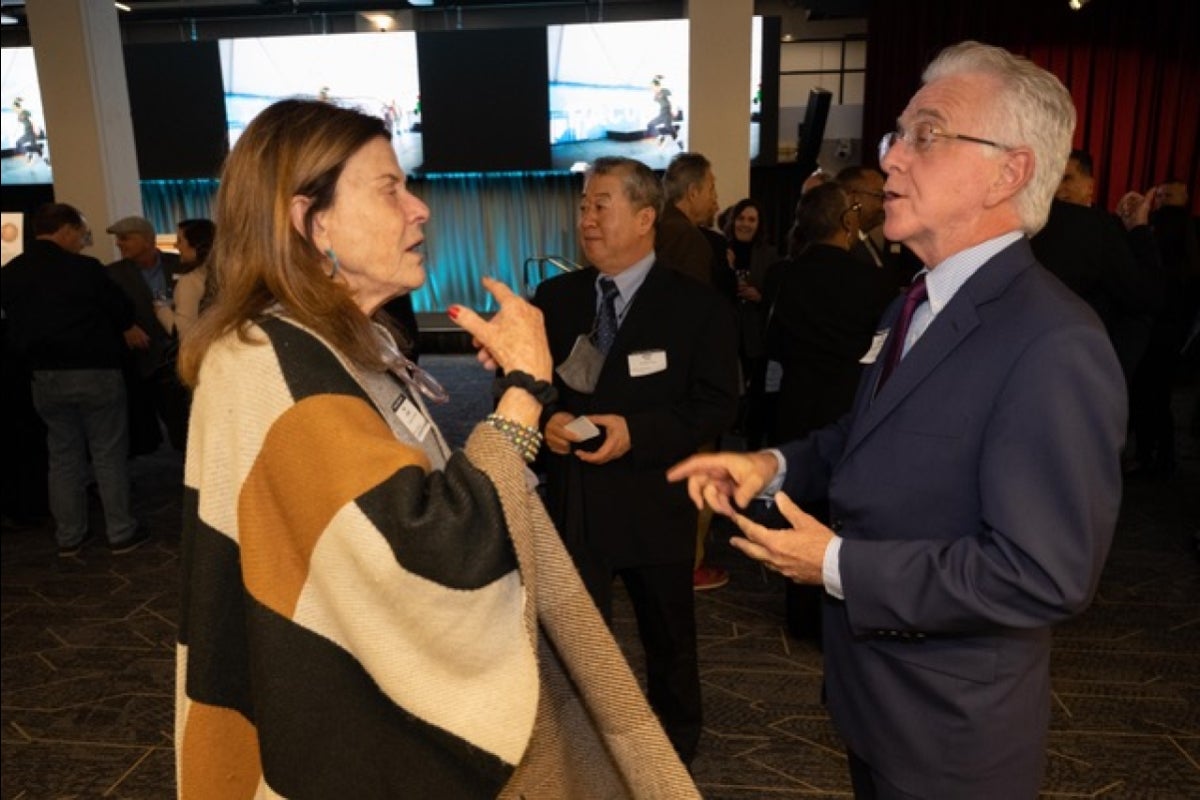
[669,41,1125,798]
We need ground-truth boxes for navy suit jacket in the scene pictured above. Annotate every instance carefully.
[534,261,738,569]
[778,238,1126,797]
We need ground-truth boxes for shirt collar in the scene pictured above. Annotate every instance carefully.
[597,250,656,302]
[922,231,1023,314]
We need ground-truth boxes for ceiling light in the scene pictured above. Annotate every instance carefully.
[1068,0,1089,9]
[361,12,395,31]
[408,0,434,6]
[115,2,132,11]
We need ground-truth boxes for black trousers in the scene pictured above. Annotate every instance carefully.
[581,557,702,765]
[125,363,190,455]
[847,750,924,800]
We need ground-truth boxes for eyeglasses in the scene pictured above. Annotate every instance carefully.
[379,330,450,405]
[390,359,450,405]
[879,120,1010,163]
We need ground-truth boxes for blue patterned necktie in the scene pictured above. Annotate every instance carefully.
[593,277,620,356]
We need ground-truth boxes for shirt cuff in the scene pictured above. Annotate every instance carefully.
[760,449,786,499]
[822,536,845,600]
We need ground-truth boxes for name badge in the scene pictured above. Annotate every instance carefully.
[628,349,667,377]
[392,395,431,441]
[860,331,888,364]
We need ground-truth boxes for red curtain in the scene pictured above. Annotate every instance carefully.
[864,0,1199,214]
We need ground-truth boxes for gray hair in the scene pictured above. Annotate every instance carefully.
[663,152,712,204]
[587,156,664,218]
[923,41,1075,235]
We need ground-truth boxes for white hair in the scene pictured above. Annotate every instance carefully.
[923,41,1076,235]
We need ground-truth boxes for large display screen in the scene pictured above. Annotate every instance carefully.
[1,48,52,186]
[219,32,422,175]
[417,27,549,174]
[547,20,689,172]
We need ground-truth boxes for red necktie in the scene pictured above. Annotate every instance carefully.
[876,273,928,392]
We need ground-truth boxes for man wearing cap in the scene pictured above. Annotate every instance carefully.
[105,215,187,454]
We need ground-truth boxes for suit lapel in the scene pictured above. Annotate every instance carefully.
[840,240,1034,460]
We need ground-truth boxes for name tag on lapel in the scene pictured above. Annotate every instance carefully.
[628,349,667,377]
[860,331,888,364]
[392,395,431,440]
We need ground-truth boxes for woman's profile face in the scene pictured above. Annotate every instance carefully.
[733,206,759,243]
[175,228,196,265]
[311,137,430,314]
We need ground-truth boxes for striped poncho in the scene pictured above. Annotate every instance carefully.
[176,314,698,799]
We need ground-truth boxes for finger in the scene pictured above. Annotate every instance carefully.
[666,454,718,482]
[575,440,613,464]
[729,535,773,565]
[475,348,497,370]
[731,512,783,553]
[587,413,615,430]
[481,276,519,306]
[773,492,813,529]
[732,474,764,510]
[556,426,582,443]
[684,476,707,511]
[450,304,487,340]
[702,482,737,517]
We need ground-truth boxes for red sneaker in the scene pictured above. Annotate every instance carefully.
[693,564,729,591]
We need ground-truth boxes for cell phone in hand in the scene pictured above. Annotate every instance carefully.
[563,415,600,441]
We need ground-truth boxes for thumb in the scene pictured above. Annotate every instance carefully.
[773,491,812,529]
[731,462,765,509]
[481,275,519,306]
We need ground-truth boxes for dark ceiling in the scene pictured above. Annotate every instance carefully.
[1,0,662,25]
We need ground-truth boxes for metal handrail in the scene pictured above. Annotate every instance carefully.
[522,254,584,297]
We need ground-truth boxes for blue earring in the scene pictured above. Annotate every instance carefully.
[324,248,340,278]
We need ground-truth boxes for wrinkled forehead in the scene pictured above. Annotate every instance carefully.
[583,172,629,203]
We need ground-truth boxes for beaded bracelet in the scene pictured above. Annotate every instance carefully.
[484,413,543,463]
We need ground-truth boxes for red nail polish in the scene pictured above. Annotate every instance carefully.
[447,305,460,320]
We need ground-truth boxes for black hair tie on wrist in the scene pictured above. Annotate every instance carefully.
[493,370,558,405]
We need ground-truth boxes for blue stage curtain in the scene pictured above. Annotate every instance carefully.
[413,171,582,312]
[140,172,582,312]
[140,179,220,235]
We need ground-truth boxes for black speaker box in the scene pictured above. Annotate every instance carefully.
[796,88,832,176]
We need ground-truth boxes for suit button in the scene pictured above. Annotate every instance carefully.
[831,518,844,532]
